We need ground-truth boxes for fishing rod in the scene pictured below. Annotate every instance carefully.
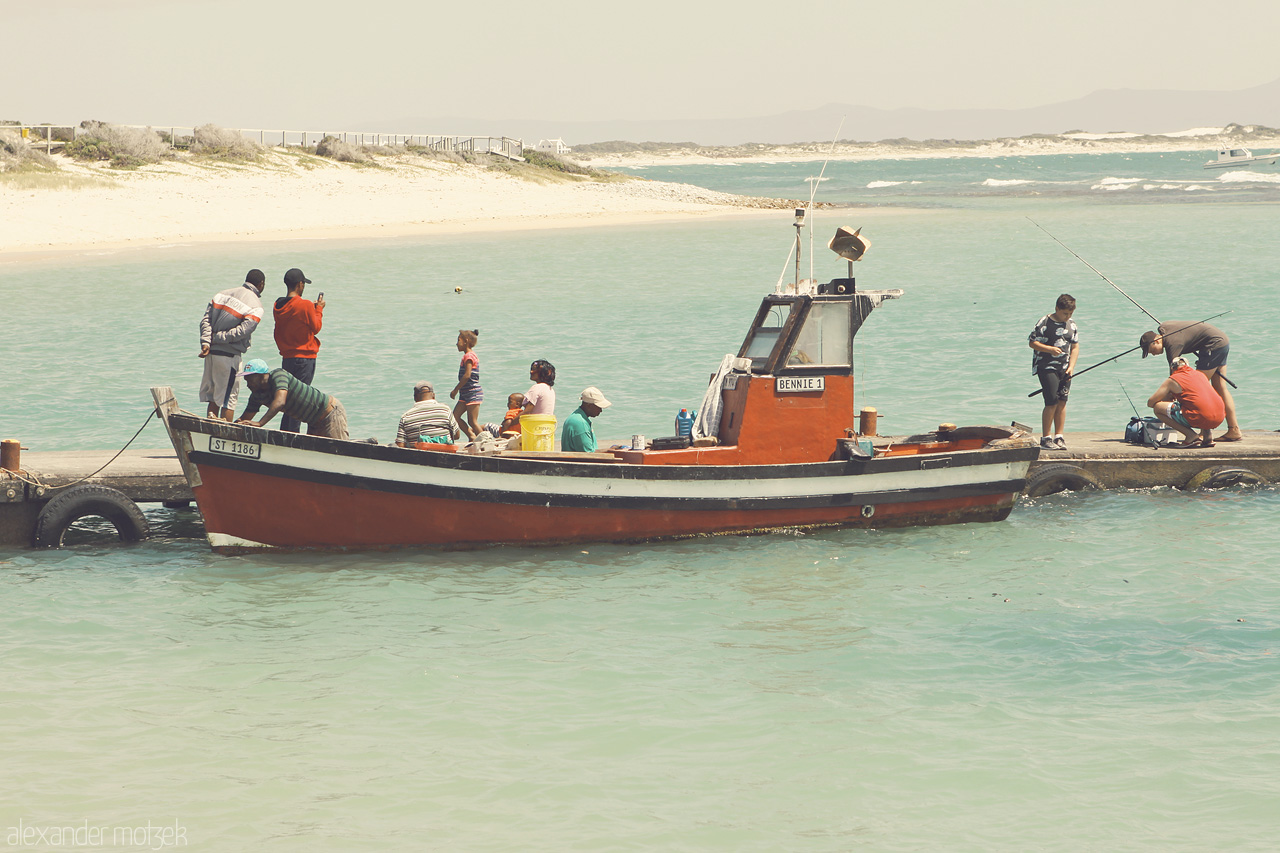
[1026,217,1161,325]
[1117,379,1142,418]
[1027,311,1233,398]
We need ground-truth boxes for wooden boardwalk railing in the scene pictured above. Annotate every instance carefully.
[4,124,525,160]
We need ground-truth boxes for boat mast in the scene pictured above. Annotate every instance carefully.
[794,207,805,290]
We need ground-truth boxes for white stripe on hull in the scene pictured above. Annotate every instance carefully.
[189,433,1029,502]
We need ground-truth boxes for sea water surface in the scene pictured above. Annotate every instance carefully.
[2,151,1279,850]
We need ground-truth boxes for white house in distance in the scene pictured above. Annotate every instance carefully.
[535,138,571,155]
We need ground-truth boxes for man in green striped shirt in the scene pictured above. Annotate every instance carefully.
[235,358,349,439]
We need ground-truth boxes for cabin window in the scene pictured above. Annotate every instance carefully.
[786,302,852,367]
[743,303,794,369]
[1231,149,1246,157]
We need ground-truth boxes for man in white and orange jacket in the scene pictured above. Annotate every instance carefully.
[198,269,265,420]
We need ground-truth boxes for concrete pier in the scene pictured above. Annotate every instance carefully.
[1024,429,1280,495]
[0,449,190,547]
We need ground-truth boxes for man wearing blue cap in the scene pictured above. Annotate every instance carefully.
[234,358,349,440]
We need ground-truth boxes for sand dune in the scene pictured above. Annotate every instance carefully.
[0,148,786,263]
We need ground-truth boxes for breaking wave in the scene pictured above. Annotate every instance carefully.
[866,180,923,189]
[1217,170,1280,184]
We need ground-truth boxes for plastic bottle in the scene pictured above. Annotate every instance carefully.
[676,408,696,438]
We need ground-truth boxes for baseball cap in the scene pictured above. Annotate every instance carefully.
[580,386,611,409]
[284,268,311,287]
[1139,331,1157,358]
[413,380,434,394]
[239,358,271,376]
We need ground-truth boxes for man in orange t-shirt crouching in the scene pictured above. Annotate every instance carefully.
[1147,357,1226,448]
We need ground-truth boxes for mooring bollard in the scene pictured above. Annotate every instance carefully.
[858,407,878,437]
[1,439,20,472]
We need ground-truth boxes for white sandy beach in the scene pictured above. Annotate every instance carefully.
[0,149,784,264]
[5,126,1277,264]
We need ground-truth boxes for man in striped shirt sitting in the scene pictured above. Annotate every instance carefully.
[395,381,461,447]
[235,358,349,440]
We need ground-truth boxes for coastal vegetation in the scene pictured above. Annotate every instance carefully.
[189,123,263,161]
[65,120,170,168]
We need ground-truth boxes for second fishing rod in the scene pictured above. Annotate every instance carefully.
[1027,312,1232,398]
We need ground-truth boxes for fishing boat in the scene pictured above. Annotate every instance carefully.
[1202,147,1279,169]
[152,218,1040,552]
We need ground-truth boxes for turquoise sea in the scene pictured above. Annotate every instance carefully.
[2,150,1279,850]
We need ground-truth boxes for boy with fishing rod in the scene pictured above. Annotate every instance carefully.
[1028,293,1079,451]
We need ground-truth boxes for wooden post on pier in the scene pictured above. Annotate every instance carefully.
[1,439,20,472]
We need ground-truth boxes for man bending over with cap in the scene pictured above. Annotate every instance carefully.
[395,381,461,447]
[560,387,611,453]
[234,358,349,440]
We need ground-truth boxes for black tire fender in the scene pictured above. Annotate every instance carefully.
[1024,463,1103,498]
[1184,466,1267,491]
[32,484,150,548]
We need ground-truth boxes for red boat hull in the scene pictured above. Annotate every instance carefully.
[192,463,1019,551]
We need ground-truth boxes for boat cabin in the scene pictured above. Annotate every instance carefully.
[617,282,903,466]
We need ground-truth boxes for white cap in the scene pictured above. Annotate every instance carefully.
[580,386,611,409]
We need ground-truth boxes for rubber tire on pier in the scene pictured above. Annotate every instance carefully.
[1184,466,1266,491]
[1024,464,1103,498]
[32,484,150,548]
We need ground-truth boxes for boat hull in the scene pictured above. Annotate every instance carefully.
[166,414,1036,552]
[1203,156,1278,169]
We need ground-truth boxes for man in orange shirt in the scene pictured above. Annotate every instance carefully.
[273,268,325,433]
[1147,356,1226,448]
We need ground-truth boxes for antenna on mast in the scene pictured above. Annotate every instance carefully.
[793,207,806,290]
[803,117,847,283]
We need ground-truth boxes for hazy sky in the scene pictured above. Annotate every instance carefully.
[7,0,1280,131]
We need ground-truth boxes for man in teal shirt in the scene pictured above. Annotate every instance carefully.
[560,386,610,452]
[235,358,349,439]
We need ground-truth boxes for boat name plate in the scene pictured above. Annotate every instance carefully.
[210,438,262,460]
[920,456,951,470]
[776,376,825,393]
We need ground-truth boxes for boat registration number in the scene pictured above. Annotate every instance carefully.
[776,376,825,393]
[209,438,261,460]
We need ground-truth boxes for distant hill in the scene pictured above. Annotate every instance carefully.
[367,77,1280,146]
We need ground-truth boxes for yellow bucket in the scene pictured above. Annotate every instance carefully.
[520,414,557,452]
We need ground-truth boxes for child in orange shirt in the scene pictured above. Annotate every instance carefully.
[484,393,525,438]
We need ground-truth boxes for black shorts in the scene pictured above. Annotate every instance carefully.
[1193,344,1229,372]
[1037,369,1071,403]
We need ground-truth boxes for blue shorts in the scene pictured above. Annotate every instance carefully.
[1168,400,1191,429]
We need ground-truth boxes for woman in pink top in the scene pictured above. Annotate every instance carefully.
[522,359,556,418]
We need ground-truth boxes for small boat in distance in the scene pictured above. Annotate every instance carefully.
[152,215,1041,552]
[1202,147,1279,169]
